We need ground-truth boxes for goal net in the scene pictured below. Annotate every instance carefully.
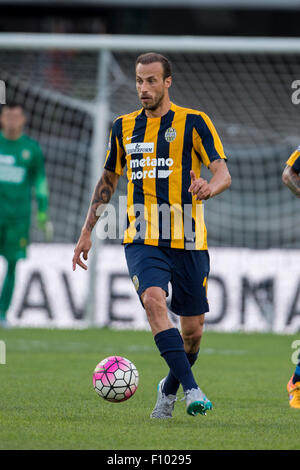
[1,36,300,249]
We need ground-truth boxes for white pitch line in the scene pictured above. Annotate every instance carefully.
[6,339,247,356]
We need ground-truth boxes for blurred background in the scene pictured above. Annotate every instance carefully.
[1,0,300,330]
[1,0,300,37]
[1,0,300,247]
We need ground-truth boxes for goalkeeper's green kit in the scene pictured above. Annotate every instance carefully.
[0,132,48,319]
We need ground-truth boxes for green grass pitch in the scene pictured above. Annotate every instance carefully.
[0,327,299,450]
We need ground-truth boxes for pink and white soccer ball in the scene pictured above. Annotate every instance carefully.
[93,356,139,403]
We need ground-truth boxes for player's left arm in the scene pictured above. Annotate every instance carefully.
[190,112,231,200]
[189,159,231,200]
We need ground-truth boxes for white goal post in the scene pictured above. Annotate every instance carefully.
[2,33,300,52]
[1,33,300,327]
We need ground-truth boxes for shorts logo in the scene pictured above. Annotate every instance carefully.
[203,276,208,298]
[132,275,139,291]
[165,127,177,143]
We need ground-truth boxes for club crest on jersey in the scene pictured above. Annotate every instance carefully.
[21,150,31,160]
[165,127,177,143]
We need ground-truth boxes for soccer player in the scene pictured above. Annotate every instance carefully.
[282,148,300,408]
[0,103,49,327]
[73,53,231,418]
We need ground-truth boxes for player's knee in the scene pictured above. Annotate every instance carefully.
[183,331,202,348]
[182,326,203,352]
[142,288,166,314]
[142,288,168,327]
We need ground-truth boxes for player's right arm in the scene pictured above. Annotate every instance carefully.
[72,169,120,271]
[72,119,125,271]
[282,149,300,198]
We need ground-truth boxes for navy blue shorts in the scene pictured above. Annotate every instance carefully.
[124,243,210,316]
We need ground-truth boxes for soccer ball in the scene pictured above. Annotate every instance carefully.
[93,355,139,403]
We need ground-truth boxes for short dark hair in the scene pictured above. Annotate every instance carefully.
[136,52,172,80]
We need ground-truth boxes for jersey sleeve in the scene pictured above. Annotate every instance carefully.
[32,143,49,213]
[192,112,227,168]
[286,148,300,174]
[104,118,126,176]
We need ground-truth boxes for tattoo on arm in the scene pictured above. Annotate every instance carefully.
[84,170,118,232]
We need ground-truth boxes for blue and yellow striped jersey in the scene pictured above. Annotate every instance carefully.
[287,147,300,173]
[104,102,227,250]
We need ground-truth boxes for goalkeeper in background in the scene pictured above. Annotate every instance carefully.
[0,103,49,327]
[282,148,300,409]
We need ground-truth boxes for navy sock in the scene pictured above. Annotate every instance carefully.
[154,328,198,392]
[163,350,199,396]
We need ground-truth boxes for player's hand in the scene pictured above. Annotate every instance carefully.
[188,170,212,200]
[37,211,54,241]
[36,211,48,230]
[72,229,92,271]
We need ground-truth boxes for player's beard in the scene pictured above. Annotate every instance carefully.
[140,90,165,111]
